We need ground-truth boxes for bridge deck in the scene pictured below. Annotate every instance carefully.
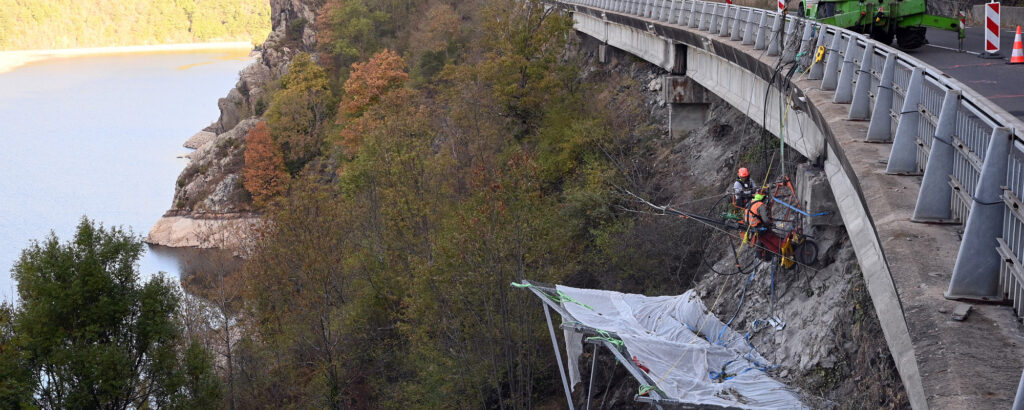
[805,77,1024,408]
[732,18,1024,410]
[911,27,1024,119]
[572,6,1024,408]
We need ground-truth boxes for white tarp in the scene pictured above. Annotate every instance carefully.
[556,285,805,409]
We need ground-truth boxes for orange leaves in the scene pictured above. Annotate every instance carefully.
[340,49,409,118]
[243,122,289,207]
[335,49,411,155]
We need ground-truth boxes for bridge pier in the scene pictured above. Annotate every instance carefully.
[665,76,709,137]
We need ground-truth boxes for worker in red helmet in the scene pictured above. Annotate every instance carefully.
[733,167,756,207]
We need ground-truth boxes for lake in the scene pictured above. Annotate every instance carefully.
[0,50,253,302]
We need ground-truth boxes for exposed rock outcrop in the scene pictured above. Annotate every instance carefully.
[565,33,908,409]
[147,0,323,248]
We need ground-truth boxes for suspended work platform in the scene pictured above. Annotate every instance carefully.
[515,280,805,409]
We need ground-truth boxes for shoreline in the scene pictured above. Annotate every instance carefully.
[0,41,255,74]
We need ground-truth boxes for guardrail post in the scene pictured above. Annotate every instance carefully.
[821,33,843,90]
[912,89,961,223]
[767,14,783,56]
[755,12,769,50]
[947,127,1012,300]
[724,6,733,36]
[797,21,814,68]
[709,4,721,33]
[664,0,675,22]
[630,0,640,16]
[833,36,859,103]
[866,53,896,141]
[717,5,729,36]
[731,8,744,40]
[657,0,668,21]
[699,3,710,30]
[1014,369,1024,410]
[722,6,734,37]
[781,18,799,63]
[688,2,699,27]
[807,27,827,80]
[849,43,874,119]
[742,10,756,45]
[676,0,689,25]
[887,68,924,174]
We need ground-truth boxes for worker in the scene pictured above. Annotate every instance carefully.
[744,190,771,230]
[733,168,756,207]
[745,190,781,261]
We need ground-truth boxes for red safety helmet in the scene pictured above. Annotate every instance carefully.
[738,167,749,178]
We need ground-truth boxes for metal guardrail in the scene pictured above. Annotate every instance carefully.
[561,0,1024,312]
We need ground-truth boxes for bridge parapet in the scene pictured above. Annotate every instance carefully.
[558,0,1024,408]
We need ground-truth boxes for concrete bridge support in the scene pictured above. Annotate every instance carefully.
[665,76,710,137]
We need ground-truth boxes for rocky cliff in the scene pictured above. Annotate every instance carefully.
[564,36,908,409]
[146,0,322,248]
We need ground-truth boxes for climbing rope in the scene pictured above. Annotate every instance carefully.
[512,282,594,310]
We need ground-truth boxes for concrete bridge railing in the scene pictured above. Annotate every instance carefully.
[557,0,1024,408]
[569,0,1024,310]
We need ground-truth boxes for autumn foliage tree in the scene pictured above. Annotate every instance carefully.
[335,49,409,153]
[265,53,334,173]
[243,122,289,206]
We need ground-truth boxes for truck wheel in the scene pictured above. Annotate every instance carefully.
[897,27,928,49]
[871,26,895,45]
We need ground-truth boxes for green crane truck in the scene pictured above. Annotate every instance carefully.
[801,0,965,49]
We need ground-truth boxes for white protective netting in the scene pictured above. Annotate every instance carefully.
[556,285,805,409]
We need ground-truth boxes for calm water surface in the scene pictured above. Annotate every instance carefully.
[0,51,253,302]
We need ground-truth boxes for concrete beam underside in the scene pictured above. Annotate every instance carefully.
[571,9,1024,410]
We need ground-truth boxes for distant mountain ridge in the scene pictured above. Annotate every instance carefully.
[0,0,271,50]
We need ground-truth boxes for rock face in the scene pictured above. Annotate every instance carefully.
[566,34,908,409]
[147,0,323,248]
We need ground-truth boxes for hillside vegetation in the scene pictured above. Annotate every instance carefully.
[0,0,270,50]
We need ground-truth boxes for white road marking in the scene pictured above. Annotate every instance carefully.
[925,44,981,55]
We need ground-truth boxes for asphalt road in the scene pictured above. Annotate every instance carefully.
[902,26,1024,118]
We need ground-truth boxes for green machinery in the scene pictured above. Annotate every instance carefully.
[801,0,965,49]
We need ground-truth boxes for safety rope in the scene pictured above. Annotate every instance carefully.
[586,329,625,348]
[511,282,595,310]
[638,384,664,396]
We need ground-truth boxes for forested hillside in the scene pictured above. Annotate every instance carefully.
[0,0,270,50]
[0,0,906,406]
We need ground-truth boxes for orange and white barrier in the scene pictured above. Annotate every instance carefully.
[1011,26,1024,64]
[983,1,1002,58]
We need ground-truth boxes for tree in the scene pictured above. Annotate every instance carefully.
[242,179,353,408]
[316,0,390,72]
[335,49,410,152]
[1,217,221,409]
[243,121,289,207]
[339,49,408,118]
[265,53,335,173]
